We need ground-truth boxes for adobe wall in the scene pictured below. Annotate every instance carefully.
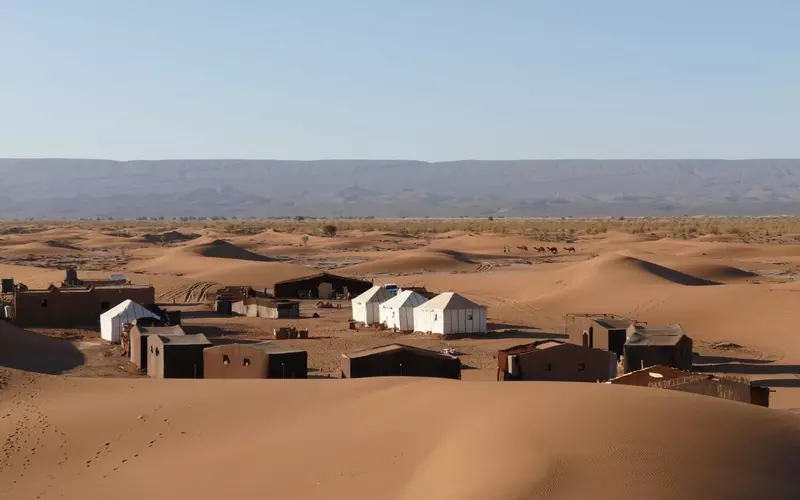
[514,345,616,382]
[14,287,155,327]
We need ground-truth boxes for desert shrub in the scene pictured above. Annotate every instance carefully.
[322,224,338,237]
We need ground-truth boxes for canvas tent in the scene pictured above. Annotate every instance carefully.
[100,299,160,343]
[413,292,487,335]
[378,290,429,331]
[351,286,392,325]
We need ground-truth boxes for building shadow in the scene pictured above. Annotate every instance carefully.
[693,363,800,376]
[0,322,85,374]
[480,329,568,341]
[753,378,800,388]
[693,354,775,365]
[177,310,219,320]
[181,325,234,338]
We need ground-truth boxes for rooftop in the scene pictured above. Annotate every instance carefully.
[625,324,688,347]
[344,343,458,361]
[593,318,633,330]
[500,340,568,356]
[134,325,185,336]
[156,334,211,346]
[244,342,305,355]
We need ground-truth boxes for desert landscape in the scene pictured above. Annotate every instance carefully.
[0,217,799,499]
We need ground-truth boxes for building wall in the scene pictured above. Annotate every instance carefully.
[14,287,155,327]
[379,306,415,331]
[147,337,205,379]
[565,316,627,355]
[342,351,460,379]
[273,275,371,299]
[623,337,693,373]
[508,344,616,382]
[204,345,269,378]
[413,307,487,335]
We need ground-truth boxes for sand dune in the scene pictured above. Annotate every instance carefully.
[180,238,276,262]
[0,240,86,257]
[341,249,479,274]
[0,374,798,500]
[565,253,721,286]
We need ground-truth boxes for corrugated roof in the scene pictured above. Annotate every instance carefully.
[156,334,211,346]
[135,325,185,336]
[379,290,429,309]
[344,343,458,360]
[593,318,632,330]
[609,365,698,385]
[415,292,484,311]
[625,324,687,346]
[352,285,393,304]
[500,340,567,355]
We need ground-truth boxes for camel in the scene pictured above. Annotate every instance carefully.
[548,247,558,254]
[564,246,576,253]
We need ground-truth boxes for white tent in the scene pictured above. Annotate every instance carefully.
[413,292,487,335]
[351,286,392,325]
[378,290,429,331]
[101,299,160,343]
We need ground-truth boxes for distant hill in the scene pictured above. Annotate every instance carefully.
[1,159,800,217]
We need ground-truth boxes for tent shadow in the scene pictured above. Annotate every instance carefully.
[0,322,85,374]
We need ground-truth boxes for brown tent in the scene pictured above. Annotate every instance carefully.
[204,342,307,379]
[623,324,693,373]
[130,325,185,372]
[341,343,460,380]
[147,333,210,379]
[498,341,617,382]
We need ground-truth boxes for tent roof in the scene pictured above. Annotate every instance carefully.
[343,343,458,361]
[625,324,687,346]
[379,290,428,309]
[100,299,159,321]
[155,334,211,346]
[352,285,392,304]
[416,292,484,311]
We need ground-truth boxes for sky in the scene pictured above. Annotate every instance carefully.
[1,1,798,161]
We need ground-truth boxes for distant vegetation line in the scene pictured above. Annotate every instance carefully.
[3,216,800,243]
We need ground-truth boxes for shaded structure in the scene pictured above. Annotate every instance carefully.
[147,333,211,379]
[351,286,392,325]
[609,365,770,407]
[204,342,307,379]
[272,273,372,299]
[498,340,617,382]
[341,343,460,380]
[215,285,254,303]
[565,313,633,357]
[13,284,155,328]
[130,325,185,372]
[231,298,300,318]
[413,292,487,335]
[623,324,693,373]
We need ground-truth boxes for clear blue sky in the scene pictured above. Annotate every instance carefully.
[1,1,798,160]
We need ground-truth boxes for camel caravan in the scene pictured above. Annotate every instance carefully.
[502,246,576,254]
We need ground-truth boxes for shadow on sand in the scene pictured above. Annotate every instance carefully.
[0,322,85,374]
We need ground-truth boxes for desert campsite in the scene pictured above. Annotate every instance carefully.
[1,217,800,499]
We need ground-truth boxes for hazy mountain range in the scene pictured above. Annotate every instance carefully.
[1,159,799,218]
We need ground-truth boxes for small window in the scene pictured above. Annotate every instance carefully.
[155,348,160,356]
[223,355,230,365]
[578,363,586,371]
[243,358,250,367]
[41,299,48,308]
[100,301,110,311]
[544,363,552,371]
[150,346,153,353]
[467,313,473,320]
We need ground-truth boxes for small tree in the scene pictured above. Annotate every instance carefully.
[301,235,309,247]
[322,224,337,237]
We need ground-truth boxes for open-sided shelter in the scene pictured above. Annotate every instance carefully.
[498,340,617,382]
[147,333,211,379]
[204,342,307,379]
[101,300,160,343]
[341,343,460,379]
[378,290,429,331]
[272,273,372,299]
[231,298,300,318]
[623,324,693,373]
[412,292,487,335]
[351,286,392,325]
[130,325,185,372]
